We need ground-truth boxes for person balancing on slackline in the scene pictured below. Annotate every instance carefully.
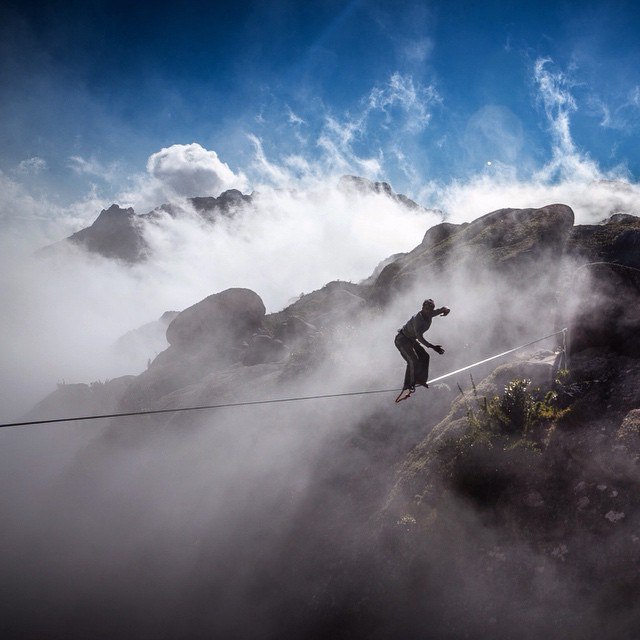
[395,298,450,403]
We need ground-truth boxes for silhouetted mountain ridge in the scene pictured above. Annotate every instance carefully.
[40,177,425,263]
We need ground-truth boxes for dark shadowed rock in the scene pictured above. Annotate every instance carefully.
[419,221,463,248]
[42,204,148,263]
[272,315,317,345]
[119,288,266,409]
[41,189,255,263]
[566,214,640,270]
[566,262,640,357]
[189,189,252,222]
[242,335,289,366]
[166,288,266,349]
[269,281,366,330]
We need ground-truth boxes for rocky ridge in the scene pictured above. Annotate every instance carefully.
[40,177,424,263]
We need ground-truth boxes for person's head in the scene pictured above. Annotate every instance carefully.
[422,299,435,313]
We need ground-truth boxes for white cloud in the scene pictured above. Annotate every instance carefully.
[68,155,121,185]
[254,73,439,188]
[413,58,640,224]
[147,143,248,198]
[533,58,601,183]
[367,72,440,133]
[0,171,106,250]
[286,106,306,126]
[17,156,47,174]
[118,143,249,211]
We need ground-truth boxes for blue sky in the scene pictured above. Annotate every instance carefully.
[2,0,640,212]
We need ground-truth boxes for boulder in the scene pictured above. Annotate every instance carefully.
[166,288,265,350]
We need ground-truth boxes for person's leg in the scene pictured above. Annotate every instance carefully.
[415,344,430,386]
[395,333,418,390]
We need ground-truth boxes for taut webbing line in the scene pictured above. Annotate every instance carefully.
[0,329,567,429]
[426,328,567,385]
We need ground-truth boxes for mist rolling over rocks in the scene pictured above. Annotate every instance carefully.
[4,189,640,639]
[40,176,424,265]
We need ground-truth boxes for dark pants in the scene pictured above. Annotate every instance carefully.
[395,332,430,390]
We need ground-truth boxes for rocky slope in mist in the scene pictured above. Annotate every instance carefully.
[24,202,640,638]
[39,176,424,263]
[39,189,252,263]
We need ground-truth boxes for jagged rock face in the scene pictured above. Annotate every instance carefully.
[337,175,425,210]
[67,204,148,263]
[566,213,640,270]
[566,263,640,357]
[166,287,266,350]
[189,189,252,222]
[42,190,255,263]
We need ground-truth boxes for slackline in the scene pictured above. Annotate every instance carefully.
[0,328,567,429]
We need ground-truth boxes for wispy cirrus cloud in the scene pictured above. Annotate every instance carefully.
[251,72,441,188]
[533,57,602,183]
[68,155,121,183]
[584,82,640,133]
[17,156,47,174]
[366,72,440,132]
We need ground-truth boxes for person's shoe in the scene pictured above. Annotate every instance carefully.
[395,388,412,403]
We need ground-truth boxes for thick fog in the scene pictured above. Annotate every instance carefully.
[1,60,640,638]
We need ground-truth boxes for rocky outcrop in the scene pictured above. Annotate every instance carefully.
[337,175,428,211]
[39,204,148,263]
[166,288,265,350]
[372,204,575,300]
[268,280,367,331]
[565,263,640,357]
[189,189,252,222]
[41,190,255,263]
[241,335,288,366]
[120,288,266,410]
[24,376,135,422]
[566,213,640,270]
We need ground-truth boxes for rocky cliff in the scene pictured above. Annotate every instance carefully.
[20,202,640,639]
